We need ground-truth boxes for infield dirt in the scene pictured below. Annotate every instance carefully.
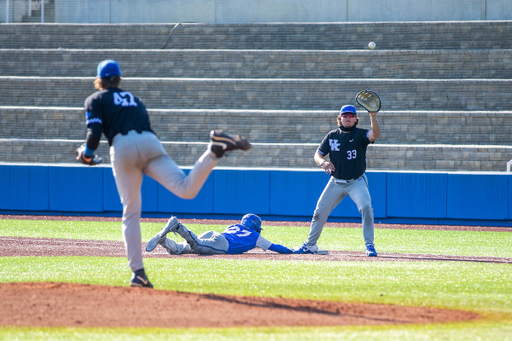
[1,281,479,328]
[2,215,507,328]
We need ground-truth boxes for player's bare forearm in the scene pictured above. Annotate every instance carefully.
[368,112,380,141]
[314,152,325,166]
[315,152,335,174]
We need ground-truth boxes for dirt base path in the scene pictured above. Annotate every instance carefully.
[1,236,511,264]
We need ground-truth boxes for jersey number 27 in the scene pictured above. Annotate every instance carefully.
[224,226,251,237]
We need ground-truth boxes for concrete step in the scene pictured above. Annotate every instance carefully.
[1,77,511,111]
[1,138,510,172]
[1,48,510,79]
[1,21,511,50]
[1,107,511,146]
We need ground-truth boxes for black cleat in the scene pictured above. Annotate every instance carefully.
[130,269,154,288]
[210,130,251,158]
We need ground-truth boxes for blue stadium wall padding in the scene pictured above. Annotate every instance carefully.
[386,172,447,218]
[510,178,512,220]
[0,165,49,210]
[0,164,510,226]
[366,172,387,219]
[446,173,509,220]
[328,171,387,219]
[48,166,104,212]
[103,170,122,212]
[213,169,271,215]
[269,170,328,216]
[141,176,159,212]
[102,171,159,212]
[156,169,214,214]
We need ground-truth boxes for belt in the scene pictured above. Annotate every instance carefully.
[333,175,362,184]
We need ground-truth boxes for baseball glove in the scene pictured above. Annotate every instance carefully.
[75,143,103,166]
[355,89,381,112]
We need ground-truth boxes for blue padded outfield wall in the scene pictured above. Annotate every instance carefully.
[0,164,511,227]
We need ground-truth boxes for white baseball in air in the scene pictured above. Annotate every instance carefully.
[368,41,376,50]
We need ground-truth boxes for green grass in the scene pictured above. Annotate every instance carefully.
[1,219,512,340]
[2,219,512,257]
[1,323,512,341]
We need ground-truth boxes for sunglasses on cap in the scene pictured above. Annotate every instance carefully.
[340,113,356,118]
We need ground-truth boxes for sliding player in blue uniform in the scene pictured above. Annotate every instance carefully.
[145,214,292,255]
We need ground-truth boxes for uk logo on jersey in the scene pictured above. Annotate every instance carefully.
[329,139,340,151]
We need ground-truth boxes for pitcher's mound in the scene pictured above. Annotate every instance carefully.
[1,282,479,328]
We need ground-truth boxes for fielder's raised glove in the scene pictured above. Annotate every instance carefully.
[75,143,103,166]
[355,89,381,113]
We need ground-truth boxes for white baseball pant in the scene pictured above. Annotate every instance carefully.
[175,225,229,254]
[306,174,374,246]
[110,130,219,271]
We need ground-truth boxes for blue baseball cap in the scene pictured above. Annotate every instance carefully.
[340,105,357,116]
[97,59,121,78]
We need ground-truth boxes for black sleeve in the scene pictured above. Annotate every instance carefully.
[361,129,372,146]
[317,132,331,156]
[85,123,102,151]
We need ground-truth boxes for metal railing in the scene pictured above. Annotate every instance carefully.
[5,0,47,23]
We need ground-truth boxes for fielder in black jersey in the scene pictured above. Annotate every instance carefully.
[76,60,251,288]
[293,104,381,256]
[317,127,370,181]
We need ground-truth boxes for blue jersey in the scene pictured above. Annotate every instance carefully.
[221,224,272,254]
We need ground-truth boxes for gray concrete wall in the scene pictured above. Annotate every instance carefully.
[54,0,215,24]
[1,20,510,171]
[215,0,347,24]
[40,0,512,24]
[3,49,511,79]
[2,21,511,50]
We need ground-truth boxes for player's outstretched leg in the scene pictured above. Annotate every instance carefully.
[169,222,200,249]
[210,130,251,158]
[159,238,191,255]
[145,216,179,252]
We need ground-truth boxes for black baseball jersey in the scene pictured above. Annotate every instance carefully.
[317,127,372,180]
[84,87,154,146]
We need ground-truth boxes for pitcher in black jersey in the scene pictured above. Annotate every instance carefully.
[77,60,250,288]
[293,104,380,256]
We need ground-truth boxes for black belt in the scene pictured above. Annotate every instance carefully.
[333,174,362,184]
